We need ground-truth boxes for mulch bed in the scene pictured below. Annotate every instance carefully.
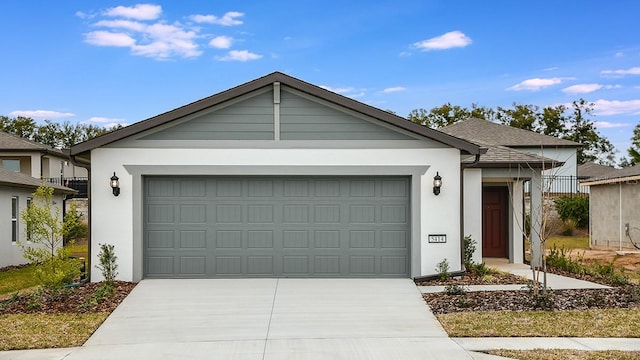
[420,266,640,315]
[424,286,640,314]
[0,281,136,314]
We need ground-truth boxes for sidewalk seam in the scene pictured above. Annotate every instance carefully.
[261,278,279,360]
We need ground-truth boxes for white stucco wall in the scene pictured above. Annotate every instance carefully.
[523,147,577,178]
[0,187,65,268]
[89,146,464,281]
[463,168,483,265]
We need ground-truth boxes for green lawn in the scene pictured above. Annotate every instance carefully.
[546,236,589,250]
[0,265,40,296]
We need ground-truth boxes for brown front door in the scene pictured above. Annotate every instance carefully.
[482,186,508,258]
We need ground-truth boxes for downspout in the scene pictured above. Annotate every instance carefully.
[70,154,92,281]
[619,182,623,251]
[459,153,481,271]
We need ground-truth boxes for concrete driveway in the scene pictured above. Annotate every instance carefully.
[63,279,473,359]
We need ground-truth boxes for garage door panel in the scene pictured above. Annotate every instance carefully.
[144,176,410,278]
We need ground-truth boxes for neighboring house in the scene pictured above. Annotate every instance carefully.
[0,131,89,198]
[582,165,640,250]
[0,168,75,268]
[440,118,580,265]
[578,161,619,180]
[70,72,554,282]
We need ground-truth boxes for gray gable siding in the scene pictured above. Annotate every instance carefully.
[279,90,413,141]
[141,90,275,141]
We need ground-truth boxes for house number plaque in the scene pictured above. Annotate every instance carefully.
[428,234,447,243]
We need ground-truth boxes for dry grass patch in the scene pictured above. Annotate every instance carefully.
[438,309,640,337]
[487,349,640,360]
[0,313,109,350]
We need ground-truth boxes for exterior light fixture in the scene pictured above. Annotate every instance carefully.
[110,172,120,197]
[433,172,442,195]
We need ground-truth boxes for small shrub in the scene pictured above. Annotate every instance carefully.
[468,262,492,277]
[435,259,450,281]
[463,235,476,269]
[560,219,577,236]
[546,245,585,274]
[444,284,468,295]
[554,196,589,228]
[95,243,118,284]
[531,290,555,310]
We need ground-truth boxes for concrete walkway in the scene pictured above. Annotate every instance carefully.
[1,266,638,359]
[0,279,475,360]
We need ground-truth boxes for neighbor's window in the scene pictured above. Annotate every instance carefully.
[26,197,32,241]
[2,159,21,172]
[11,196,18,242]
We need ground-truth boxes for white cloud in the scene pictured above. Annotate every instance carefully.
[595,121,632,128]
[84,31,136,47]
[592,99,640,116]
[104,4,162,20]
[75,11,96,20]
[9,110,75,120]
[209,35,233,49]
[382,86,406,93]
[543,66,559,72]
[87,116,125,123]
[80,6,254,60]
[601,67,640,76]
[85,21,201,59]
[413,31,472,51]
[93,19,146,32]
[189,11,244,26]
[562,83,621,94]
[216,50,262,62]
[615,52,624,58]
[319,86,354,94]
[506,77,565,91]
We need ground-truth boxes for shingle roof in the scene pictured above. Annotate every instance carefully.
[440,118,580,148]
[0,131,67,158]
[70,72,482,156]
[462,142,562,169]
[577,161,619,179]
[0,167,76,194]
[582,164,640,186]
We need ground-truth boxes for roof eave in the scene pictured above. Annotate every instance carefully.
[582,174,640,186]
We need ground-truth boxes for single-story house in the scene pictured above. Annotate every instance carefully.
[70,72,560,281]
[0,131,88,180]
[440,118,580,264]
[0,168,75,268]
[582,164,640,250]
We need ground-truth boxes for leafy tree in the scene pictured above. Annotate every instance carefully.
[19,185,81,288]
[496,103,539,131]
[407,103,494,128]
[539,105,568,137]
[563,99,616,165]
[0,116,38,139]
[627,122,640,166]
[0,116,122,149]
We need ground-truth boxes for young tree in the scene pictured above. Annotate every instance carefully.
[19,185,80,288]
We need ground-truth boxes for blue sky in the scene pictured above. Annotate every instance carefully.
[1,1,639,158]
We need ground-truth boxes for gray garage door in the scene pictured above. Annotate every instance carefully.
[144,176,410,278]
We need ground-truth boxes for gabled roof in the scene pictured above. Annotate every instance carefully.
[582,164,640,186]
[0,167,76,194]
[577,161,619,179]
[70,72,482,156]
[462,142,563,169]
[0,131,68,158]
[440,117,580,148]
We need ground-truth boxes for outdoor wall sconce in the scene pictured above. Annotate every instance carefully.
[433,172,442,195]
[110,172,120,197]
